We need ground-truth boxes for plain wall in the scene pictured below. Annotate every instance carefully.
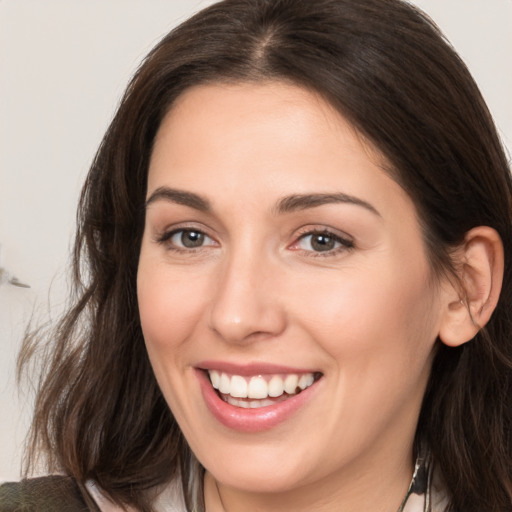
[1,0,511,481]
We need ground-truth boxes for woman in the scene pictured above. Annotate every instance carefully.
[1,0,511,511]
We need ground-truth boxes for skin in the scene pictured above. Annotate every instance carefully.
[137,82,455,512]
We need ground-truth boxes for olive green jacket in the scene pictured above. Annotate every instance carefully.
[0,476,100,512]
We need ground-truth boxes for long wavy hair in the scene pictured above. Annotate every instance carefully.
[19,0,512,511]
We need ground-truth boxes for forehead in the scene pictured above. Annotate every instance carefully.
[148,81,389,194]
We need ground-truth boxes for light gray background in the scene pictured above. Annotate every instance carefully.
[1,0,511,481]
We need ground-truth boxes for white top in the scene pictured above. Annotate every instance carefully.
[86,478,187,512]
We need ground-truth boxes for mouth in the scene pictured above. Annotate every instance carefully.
[195,362,324,431]
[206,369,322,409]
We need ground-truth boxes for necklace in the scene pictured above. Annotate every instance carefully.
[397,453,431,512]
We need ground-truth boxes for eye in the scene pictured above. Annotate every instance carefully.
[293,230,354,254]
[159,228,216,250]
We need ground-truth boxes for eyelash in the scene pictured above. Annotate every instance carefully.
[291,228,355,257]
[155,227,354,257]
[155,226,217,254]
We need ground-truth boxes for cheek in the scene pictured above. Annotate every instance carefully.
[136,258,213,426]
[289,255,439,374]
[137,258,209,360]
[287,261,439,448]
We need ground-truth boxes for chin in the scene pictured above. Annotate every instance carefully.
[197,440,316,494]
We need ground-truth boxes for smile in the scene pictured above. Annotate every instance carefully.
[196,363,323,431]
[208,370,317,409]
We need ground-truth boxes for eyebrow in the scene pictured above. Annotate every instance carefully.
[145,186,380,217]
[273,193,381,216]
[145,187,211,211]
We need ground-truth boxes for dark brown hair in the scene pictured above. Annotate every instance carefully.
[19,0,512,511]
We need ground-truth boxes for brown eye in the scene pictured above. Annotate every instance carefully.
[162,229,216,249]
[295,230,354,254]
[180,230,205,248]
[310,233,336,252]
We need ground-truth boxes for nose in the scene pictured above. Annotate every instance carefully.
[208,250,287,344]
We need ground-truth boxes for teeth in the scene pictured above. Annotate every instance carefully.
[219,373,231,394]
[284,374,299,394]
[230,375,247,398]
[207,370,317,401]
[268,375,284,397]
[248,376,268,399]
[210,370,220,389]
[298,373,314,390]
[223,396,277,409]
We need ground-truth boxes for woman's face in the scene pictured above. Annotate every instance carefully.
[138,82,448,497]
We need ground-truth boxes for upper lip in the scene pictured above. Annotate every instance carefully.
[196,360,320,376]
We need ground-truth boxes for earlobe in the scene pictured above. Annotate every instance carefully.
[438,226,504,347]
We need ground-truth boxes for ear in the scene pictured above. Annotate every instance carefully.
[438,226,504,347]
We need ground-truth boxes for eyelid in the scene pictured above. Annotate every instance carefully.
[293,224,354,243]
[289,225,355,255]
[154,223,219,249]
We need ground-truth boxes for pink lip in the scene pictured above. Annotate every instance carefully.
[197,360,318,376]
[195,367,321,433]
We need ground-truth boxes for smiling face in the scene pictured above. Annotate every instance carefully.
[137,82,449,508]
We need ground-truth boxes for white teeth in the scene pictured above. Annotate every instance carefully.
[210,370,220,389]
[248,376,268,399]
[284,374,299,394]
[230,375,248,398]
[298,373,314,390]
[268,375,284,397]
[223,396,277,409]
[207,370,317,402]
[219,373,231,394]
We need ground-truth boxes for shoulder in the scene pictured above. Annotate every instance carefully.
[0,475,98,512]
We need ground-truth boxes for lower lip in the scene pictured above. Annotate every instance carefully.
[196,369,320,432]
